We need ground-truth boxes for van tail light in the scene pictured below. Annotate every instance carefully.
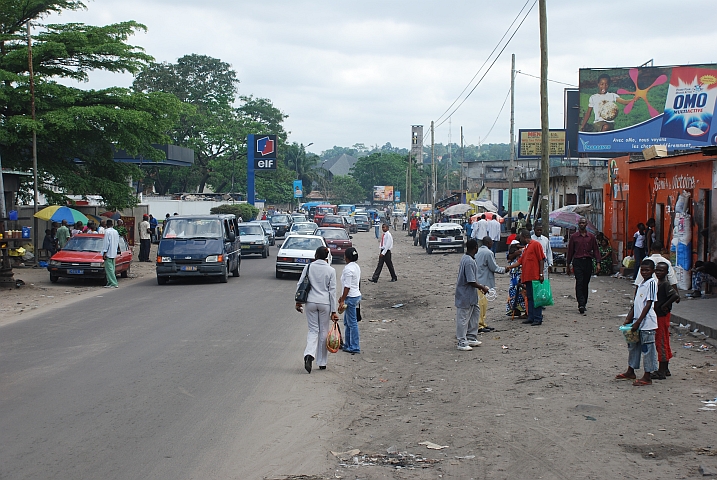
[429,236,437,241]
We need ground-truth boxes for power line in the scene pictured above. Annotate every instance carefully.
[481,86,512,143]
[433,0,534,126]
[515,70,578,87]
[434,0,537,130]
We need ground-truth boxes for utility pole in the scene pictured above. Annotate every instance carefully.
[539,0,550,234]
[508,53,515,231]
[460,126,464,204]
[430,121,435,221]
[28,22,39,266]
[448,118,452,198]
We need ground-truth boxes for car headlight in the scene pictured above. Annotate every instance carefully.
[252,241,263,245]
[206,254,223,263]
[90,262,103,267]
[49,260,60,266]
[157,256,172,263]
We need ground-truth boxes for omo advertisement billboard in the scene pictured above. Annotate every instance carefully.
[578,64,717,155]
[373,185,394,202]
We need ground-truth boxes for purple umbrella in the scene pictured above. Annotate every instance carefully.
[549,210,597,234]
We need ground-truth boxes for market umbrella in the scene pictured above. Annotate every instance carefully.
[101,211,122,220]
[443,204,472,216]
[469,199,498,212]
[549,210,597,234]
[34,205,89,224]
[85,213,104,226]
[550,204,593,215]
[470,212,504,223]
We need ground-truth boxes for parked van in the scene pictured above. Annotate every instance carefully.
[156,214,241,284]
[337,204,356,216]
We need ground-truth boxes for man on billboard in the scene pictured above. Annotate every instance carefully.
[580,74,630,132]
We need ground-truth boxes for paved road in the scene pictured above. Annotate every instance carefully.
[0,253,340,479]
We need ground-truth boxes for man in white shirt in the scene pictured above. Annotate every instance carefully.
[531,224,553,277]
[369,223,397,283]
[101,219,120,288]
[487,216,501,253]
[138,214,151,262]
[474,214,488,243]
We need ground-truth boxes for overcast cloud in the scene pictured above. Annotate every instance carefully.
[48,0,717,153]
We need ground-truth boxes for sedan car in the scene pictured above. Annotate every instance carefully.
[270,213,292,238]
[319,214,349,231]
[291,213,308,223]
[316,227,353,262]
[239,223,269,257]
[343,215,358,234]
[257,220,275,245]
[275,234,328,278]
[354,214,371,232]
[426,223,465,254]
[47,233,132,283]
[287,222,318,236]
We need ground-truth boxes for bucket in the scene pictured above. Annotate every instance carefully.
[22,226,31,238]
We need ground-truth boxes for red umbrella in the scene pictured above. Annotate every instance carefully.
[101,211,122,220]
[470,212,504,223]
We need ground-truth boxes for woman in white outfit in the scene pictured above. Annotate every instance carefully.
[295,246,338,373]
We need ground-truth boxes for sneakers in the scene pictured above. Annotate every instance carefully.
[467,340,483,347]
[456,344,473,351]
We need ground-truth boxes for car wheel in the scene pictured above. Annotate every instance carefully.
[120,266,130,278]
[426,247,433,254]
[276,269,283,279]
[50,274,59,283]
[219,264,229,283]
[262,247,268,258]
[232,260,240,277]
[157,276,168,285]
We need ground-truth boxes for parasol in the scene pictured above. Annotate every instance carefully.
[101,211,122,220]
[443,204,472,216]
[34,206,89,224]
[548,210,597,234]
[550,204,593,215]
[470,212,504,223]
[469,199,498,212]
[85,213,104,226]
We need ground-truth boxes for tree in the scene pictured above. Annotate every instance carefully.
[330,175,366,204]
[210,203,258,221]
[350,152,409,198]
[0,1,183,209]
[283,142,317,195]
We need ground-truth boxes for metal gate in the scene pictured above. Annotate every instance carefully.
[584,189,603,233]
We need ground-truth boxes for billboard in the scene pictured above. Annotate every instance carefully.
[293,180,303,198]
[373,185,394,202]
[578,64,717,154]
[517,129,566,158]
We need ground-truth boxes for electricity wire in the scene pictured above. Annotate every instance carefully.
[481,86,512,143]
[515,70,578,87]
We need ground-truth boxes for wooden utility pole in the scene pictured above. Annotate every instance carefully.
[28,22,39,265]
[406,152,411,206]
[539,0,550,234]
[460,126,464,204]
[508,53,516,231]
[430,121,435,221]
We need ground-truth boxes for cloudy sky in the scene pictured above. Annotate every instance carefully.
[48,0,717,154]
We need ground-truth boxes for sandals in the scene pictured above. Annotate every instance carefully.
[632,379,652,386]
[615,373,636,380]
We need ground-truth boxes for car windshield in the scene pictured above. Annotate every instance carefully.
[318,229,349,240]
[271,215,290,223]
[292,215,307,222]
[292,223,316,232]
[162,218,223,239]
[281,237,324,251]
[61,236,103,252]
[355,215,368,222]
[317,207,334,214]
[239,225,264,236]
[323,215,342,223]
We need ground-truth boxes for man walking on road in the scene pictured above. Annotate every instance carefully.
[532,224,553,278]
[487,216,501,254]
[101,219,120,288]
[138,214,151,262]
[567,217,601,314]
[475,237,511,332]
[508,229,545,326]
[455,238,490,351]
[369,223,397,283]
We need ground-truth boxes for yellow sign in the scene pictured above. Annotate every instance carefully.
[518,129,566,158]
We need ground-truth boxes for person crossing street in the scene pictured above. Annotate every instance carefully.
[369,223,397,283]
[567,217,601,315]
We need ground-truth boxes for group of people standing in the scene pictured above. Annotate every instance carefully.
[470,214,502,253]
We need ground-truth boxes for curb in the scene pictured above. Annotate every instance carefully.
[671,313,717,341]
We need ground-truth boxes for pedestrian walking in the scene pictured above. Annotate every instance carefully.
[419,215,431,248]
[56,219,70,249]
[631,223,647,280]
[454,238,490,351]
[652,261,680,380]
[474,214,488,243]
[409,215,418,242]
[338,247,362,354]
[475,237,511,332]
[295,246,338,373]
[531,224,553,278]
[505,240,526,317]
[567,217,601,315]
[138,214,151,262]
[507,229,545,326]
[369,224,397,283]
[616,259,658,386]
[101,219,120,288]
[402,214,408,231]
[487,216,501,254]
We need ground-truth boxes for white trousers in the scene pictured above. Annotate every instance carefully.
[304,302,331,367]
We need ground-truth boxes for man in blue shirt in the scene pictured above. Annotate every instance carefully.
[454,238,490,351]
[419,215,431,248]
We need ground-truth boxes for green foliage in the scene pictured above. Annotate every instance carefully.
[330,175,366,204]
[0,2,183,209]
[209,203,259,221]
[350,152,409,198]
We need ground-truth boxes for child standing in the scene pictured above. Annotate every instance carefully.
[616,259,658,386]
[652,262,680,379]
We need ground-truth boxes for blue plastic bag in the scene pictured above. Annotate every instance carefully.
[532,279,554,307]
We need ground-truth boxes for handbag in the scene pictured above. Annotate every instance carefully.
[294,263,312,303]
[327,319,342,353]
[532,278,554,308]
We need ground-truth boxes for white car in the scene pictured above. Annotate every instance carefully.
[426,223,465,254]
[286,222,318,237]
[276,234,328,278]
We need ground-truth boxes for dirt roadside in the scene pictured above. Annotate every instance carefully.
[0,244,159,327]
[303,228,717,480]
